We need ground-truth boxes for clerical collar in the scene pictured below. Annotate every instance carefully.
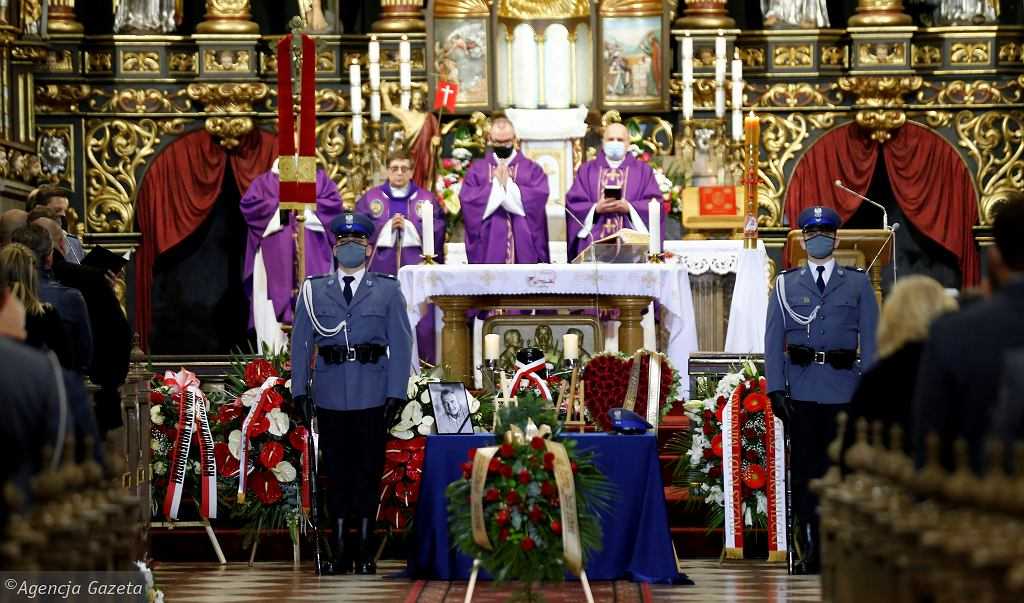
[605,156,625,169]
[387,184,411,199]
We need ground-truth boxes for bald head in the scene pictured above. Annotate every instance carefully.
[489,117,516,145]
[32,217,65,255]
[1,209,28,247]
[603,122,628,144]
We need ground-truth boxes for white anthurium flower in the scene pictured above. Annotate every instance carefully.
[267,408,290,437]
[417,422,434,435]
[655,171,673,193]
[421,415,435,426]
[284,379,291,390]
[149,405,164,425]
[392,402,421,434]
[468,394,480,414]
[392,429,415,440]
[241,387,262,408]
[756,490,768,515]
[272,460,297,483]
[228,430,243,459]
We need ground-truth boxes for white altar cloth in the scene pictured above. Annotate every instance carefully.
[398,263,699,396]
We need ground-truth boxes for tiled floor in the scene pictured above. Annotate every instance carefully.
[154,558,822,602]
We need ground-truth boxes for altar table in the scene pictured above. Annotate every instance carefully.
[397,263,699,391]
[407,433,683,583]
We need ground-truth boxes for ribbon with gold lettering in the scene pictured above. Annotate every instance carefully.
[162,369,217,520]
[765,397,788,562]
[722,397,744,559]
[276,32,317,210]
[469,446,500,551]
[545,440,583,575]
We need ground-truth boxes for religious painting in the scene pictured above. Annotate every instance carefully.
[599,16,666,109]
[428,382,474,434]
[433,18,489,109]
[483,316,603,374]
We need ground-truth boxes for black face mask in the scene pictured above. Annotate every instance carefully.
[492,145,513,159]
[59,216,68,231]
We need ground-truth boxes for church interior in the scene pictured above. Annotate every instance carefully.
[1,0,1023,601]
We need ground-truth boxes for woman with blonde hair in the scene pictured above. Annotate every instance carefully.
[847,275,958,448]
[0,243,72,368]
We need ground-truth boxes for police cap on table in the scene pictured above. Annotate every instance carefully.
[797,206,841,232]
[329,212,374,239]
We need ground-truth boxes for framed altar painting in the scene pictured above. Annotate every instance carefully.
[596,3,670,111]
[482,316,603,374]
[429,17,491,112]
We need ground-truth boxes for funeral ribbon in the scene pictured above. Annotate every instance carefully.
[622,351,664,429]
[765,391,788,562]
[162,369,217,520]
[722,396,744,559]
[509,358,551,401]
[237,376,284,504]
[276,32,317,210]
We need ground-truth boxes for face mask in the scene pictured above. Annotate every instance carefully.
[603,141,626,161]
[334,242,367,268]
[805,234,835,259]
[59,216,68,231]
[492,145,513,159]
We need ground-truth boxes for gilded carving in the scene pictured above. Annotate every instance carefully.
[0,147,44,186]
[345,48,426,71]
[121,51,161,73]
[88,89,193,114]
[912,45,942,67]
[315,116,354,204]
[821,46,845,67]
[599,0,663,16]
[951,42,990,65]
[86,51,113,73]
[432,0,490,17]
[917,80,1021,107]
[11,46,48,61]
[203,49,250,73]
[998,42,1022,64]
[317,50,336,72]
[35,84,92,113]
[38,126,74,186]
[315,89,348,113]
[758,113,814,226]
[924,111,953,129]
[749,82,839,109]
[186,83,270,148]
[46,50,74,72]
[838,76,923,142]
[773,45,812,68]
[858,43,905,66]
[169,52,197,73]
[85,118,188,233]
[737,47,765,68]
[954,110,1024,225]
[498,0,589,19]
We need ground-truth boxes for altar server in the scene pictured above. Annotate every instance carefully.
[459,116,550,264]
[565,122,664,261]
[764,205,878,575]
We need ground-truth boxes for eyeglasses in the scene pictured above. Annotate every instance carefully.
[388,165,412,173]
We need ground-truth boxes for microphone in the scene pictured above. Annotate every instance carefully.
[834,179,889,231]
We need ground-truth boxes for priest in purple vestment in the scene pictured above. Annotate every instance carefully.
[241,160,342,352]
[459,117,550,264]
[355,150,445,363]
[565,122,664,262]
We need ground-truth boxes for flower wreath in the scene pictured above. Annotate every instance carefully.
[581,351,683,431]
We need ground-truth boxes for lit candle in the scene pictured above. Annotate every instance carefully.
[732,108,743,142]
[369,36,380,63]
[484,334,500,360]
[715,31,726,62]
[562,333,579,361]
[349,59,360,88]
[648,198,661,256]
[399,36,411,62]
[421,200,435,258]
[745,110,760,143]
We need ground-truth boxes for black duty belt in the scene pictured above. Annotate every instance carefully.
[319,344,387,364]
[786,344,858,370]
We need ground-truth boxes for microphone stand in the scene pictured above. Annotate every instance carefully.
[833,180,889,231]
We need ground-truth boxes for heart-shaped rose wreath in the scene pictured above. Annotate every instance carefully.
[581,352,678,431]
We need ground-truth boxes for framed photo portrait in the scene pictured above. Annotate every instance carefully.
[429,382,474,434]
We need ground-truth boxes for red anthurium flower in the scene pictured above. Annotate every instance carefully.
[247,415,270,438]
[214,442,239,478]
[259,441,285,469]
[711,433,723,457]
[259,388,284,412]
[216,402,244,426]
[289,425,308,451]
[249,471,282,505]
[743,464,767,490]
[244,359,278,388]
[521,537,535,552]
[518,470,531,485]
[551,520,562,534]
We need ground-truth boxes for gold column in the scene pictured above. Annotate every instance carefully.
[610,296,649,356]
[47,0,84,33]
[195,0,259,34]
[675,0,735,29]
[373,0,425,33]
[535,31,546,107]
[436,296,476,387]
[848,0,912,26]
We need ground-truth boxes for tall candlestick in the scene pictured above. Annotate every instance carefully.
[715,85,725,118]
[715,58,726,84]
[369,62,380,90]
[648,198,661,256]
[421,201,435,258]
[484,333,500,360]
[731,49,743,91]
[349,59,360,87]
[399,36,411,62]
[562,333,579,360]
[370,93,381,122]
[731,78,743,110]
[369,36,380,63]
[732,108,743,142]
[682,34,693,60]
[683,86,693,120]
[350,85,362,114]
[352,115,363,145]
[743,111,761,249]
[715,32,726,62]
[682,54,693,85]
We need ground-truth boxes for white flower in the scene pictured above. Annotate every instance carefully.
[152,461,167,476]
[682,399,704,414]
[267,408,290,437]
[628,143,642,157]
[706,485,724,508]
[228,430,243,459]
[392,429,415,440]
[421,415,434,426]
[152,590,165,603]
[468,394,480,413]
[407,377,419,399]
[149,405,164,425]
[417,422,434,435]
[284,379,291,390]
[392,401,422,435]
[135,561,154,589]
[192,461,201,474]
[655,170,673,194]
[744,504,753,527]
[151,439,162,452]
[755,490,768,516]
[452,147,472,161]
[272,460,297,483]
[241,387,262,408]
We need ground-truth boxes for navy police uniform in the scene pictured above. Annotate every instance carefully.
[764,206,879,574]
[290,212,413,574]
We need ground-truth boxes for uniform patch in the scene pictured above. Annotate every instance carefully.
[369,198,385,218]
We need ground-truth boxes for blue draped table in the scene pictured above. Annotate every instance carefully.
[407,433,682,583]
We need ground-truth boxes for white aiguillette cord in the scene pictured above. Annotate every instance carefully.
[300,278,350,348]
[774,274,819,335]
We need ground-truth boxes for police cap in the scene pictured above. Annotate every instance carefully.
[608,408,653,435]
[329,212,374,239]
[797,206,841,232]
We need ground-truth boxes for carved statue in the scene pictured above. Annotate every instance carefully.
[113,0,177,33]
[762,0,830,28]
[499,329,523,374]
[530,325,561,367]
[931,0,998,24]
[380,82,440,190]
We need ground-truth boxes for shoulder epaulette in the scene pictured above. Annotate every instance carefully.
[847,266,866,272]
[306,274,330,282]
[371,272,397,280]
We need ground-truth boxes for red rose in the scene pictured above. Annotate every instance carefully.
[743,393,768,414]
[499,443,515,458]
[528,505,542,523]
[149,390,164,404]
[259,441,285,469]
[520,537,535,552]
[214,442,240,478]
[247,415,270,438]
[530,436,544,450]
[541,481,557,498]
[743,464,767,490]
[496,509,510,526]
[248,470,282,505]
[499,527,509,542]
[289,426,308,451]
[485,488,499,502]
[462,462,473,478]
[259,388,284,412]
[551,520,562,534]
[506,490,521,506]
[488,457,502,474]
[499,464,513,479]
[543,452,554,471]
[570,461,578,474]
[244,359,278,388]
[518,470,531,485]
[711,433,723,457]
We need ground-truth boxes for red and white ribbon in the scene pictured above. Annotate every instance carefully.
[162,369,217,520]
[237,376,283,504]
[722,399,744,559]
[765,399,788,562]
[509,358,551,401]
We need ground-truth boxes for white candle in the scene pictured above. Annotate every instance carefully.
[352,115,363,145]
[399,62,411,88]
[715,85,725,118]
[369,36,380,63]
[715,57,726,84]
[400,91,411,111]
[369,62,380,90]
[648,198,661,256]
[732,108,743,141]
[682,34,693,60]
[562,333,579,361]
[484,333,500,360]
[350,84,362,114]
[349,60,360,87]
[421,201,435,258]
[731,78,743,110]
[716,32,726,62]
[682,55,693,85]
[370,93,381,122]
[731,50,743,92]
[399,36,411,62]
[683,86,693,120]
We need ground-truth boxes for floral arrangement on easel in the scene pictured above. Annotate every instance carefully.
[445,394,612,602]
[581,350,683,431]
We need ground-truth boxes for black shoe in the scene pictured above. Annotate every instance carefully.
[316,560,335,576]
[334,519,353,574]
[354,517,376,575]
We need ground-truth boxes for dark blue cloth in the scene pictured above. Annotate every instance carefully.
[408,433,684,584]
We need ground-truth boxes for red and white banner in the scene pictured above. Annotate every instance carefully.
[433,80,459,113]
[509,358,551,401]
[722,399,744,559]
[162,369,217,520]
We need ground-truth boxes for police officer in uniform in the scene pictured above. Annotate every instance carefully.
[765,206,878,574]
[291,212,413,575]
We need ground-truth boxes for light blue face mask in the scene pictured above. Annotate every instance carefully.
[334,242,367,268]
[805,234,836,259]
[603,141,626,161]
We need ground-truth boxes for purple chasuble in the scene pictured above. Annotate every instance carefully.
[355,181,445,274]
[565,152,664,261]
[240,169,342,326]
[459,152,550,264]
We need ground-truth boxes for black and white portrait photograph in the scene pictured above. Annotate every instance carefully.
[429,382,473,434]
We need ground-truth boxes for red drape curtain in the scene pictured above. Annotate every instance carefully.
[134,129,277,350]
[783,122,980,287]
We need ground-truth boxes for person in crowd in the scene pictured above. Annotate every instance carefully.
[913,194,1024,472]
[28,186,84,263]
[0,243,73,368]
[846,275,957,452]
[0,209,28,247]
